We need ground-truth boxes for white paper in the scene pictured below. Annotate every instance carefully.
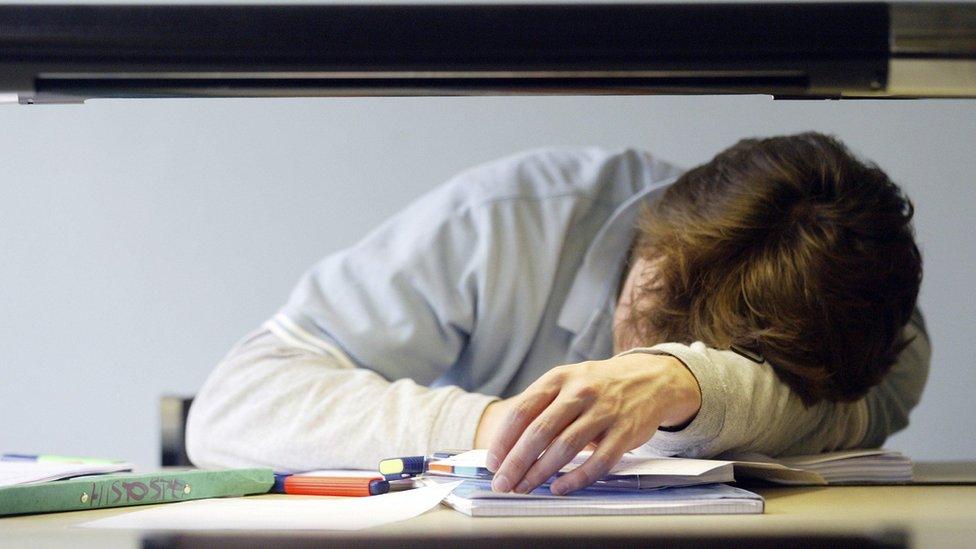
[0,461,134,487]
[608,455,732,476]
[296,469,384,478]
[777,448,890,467]
[438,449,732,476]
[80,481,462,531]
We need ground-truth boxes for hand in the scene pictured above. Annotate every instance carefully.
[478,353,701,495]
[475,400,597,451]
[474,398,516,451]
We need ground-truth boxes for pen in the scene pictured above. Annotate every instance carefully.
[272,473,390,497]
[378,450,483,481]
[0,453,122,465]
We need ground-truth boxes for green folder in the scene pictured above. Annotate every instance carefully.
[0,468,274,516]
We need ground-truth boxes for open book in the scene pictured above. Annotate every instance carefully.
[726,448,913,485]
[429,449,735,490]
[429,447,912,488]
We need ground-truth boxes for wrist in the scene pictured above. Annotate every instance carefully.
[654,355,703,428]
[473,400,499,448]
[611,351,702,429]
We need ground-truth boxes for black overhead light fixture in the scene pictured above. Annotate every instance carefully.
[0,2,973,104]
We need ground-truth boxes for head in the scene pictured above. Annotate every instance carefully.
[616,132,922,404]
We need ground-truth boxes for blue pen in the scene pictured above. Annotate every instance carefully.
[0,453,122,465]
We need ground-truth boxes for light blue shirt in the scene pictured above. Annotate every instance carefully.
[273,147,685,397]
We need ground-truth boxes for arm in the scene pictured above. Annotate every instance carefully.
[479,310,929,494]
[861,308,930,447]
[185,328,495,470]
[187,167,500,470]
[633,308,931,458]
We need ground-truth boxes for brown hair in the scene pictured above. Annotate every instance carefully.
[628,132,921,404]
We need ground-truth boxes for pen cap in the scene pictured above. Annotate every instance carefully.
[272,473,291,493]
[378,456,427,480]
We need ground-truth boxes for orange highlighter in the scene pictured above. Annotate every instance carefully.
[272,473,390,497]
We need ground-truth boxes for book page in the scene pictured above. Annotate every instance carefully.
[0,461,134,487]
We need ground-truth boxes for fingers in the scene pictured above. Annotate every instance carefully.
[485,384,558,473]
[510,415,608,494]
[549,431,629,496]
[490,396,586,493]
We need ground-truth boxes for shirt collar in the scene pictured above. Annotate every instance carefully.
[557,179,674,356]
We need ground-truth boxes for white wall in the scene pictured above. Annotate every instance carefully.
[1,95,973,467]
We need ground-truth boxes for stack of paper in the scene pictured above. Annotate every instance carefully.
[425,450,760,516]
[429,449,734,489]
[730,449,913,485]
[424,477,763,517]
[0,461,134,487]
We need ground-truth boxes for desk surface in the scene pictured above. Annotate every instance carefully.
[3,470,975,549]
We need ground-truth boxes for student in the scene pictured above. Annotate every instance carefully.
[186,132,929,496]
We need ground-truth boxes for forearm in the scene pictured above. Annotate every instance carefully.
[626,343,868,458]
[629,310,931,457]
[862,308,930,447]
[185,329,496,470]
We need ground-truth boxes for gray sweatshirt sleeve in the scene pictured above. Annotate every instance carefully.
[861,308,931,447]
[185,327,497,471]
[628,310,931,458]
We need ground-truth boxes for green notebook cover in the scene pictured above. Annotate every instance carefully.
[0,468,274,516]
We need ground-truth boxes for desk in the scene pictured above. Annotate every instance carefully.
[3,469,975,549]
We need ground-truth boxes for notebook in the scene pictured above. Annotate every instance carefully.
[424,477,763,517]
[429,449,734,490]
[728,448,913,485]
[0,468,274,516]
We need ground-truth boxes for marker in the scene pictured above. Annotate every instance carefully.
[378,450,481,481]
[272,473,390,497]
[378,456,432,481]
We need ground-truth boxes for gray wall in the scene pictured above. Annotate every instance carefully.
[1,95,973,467]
